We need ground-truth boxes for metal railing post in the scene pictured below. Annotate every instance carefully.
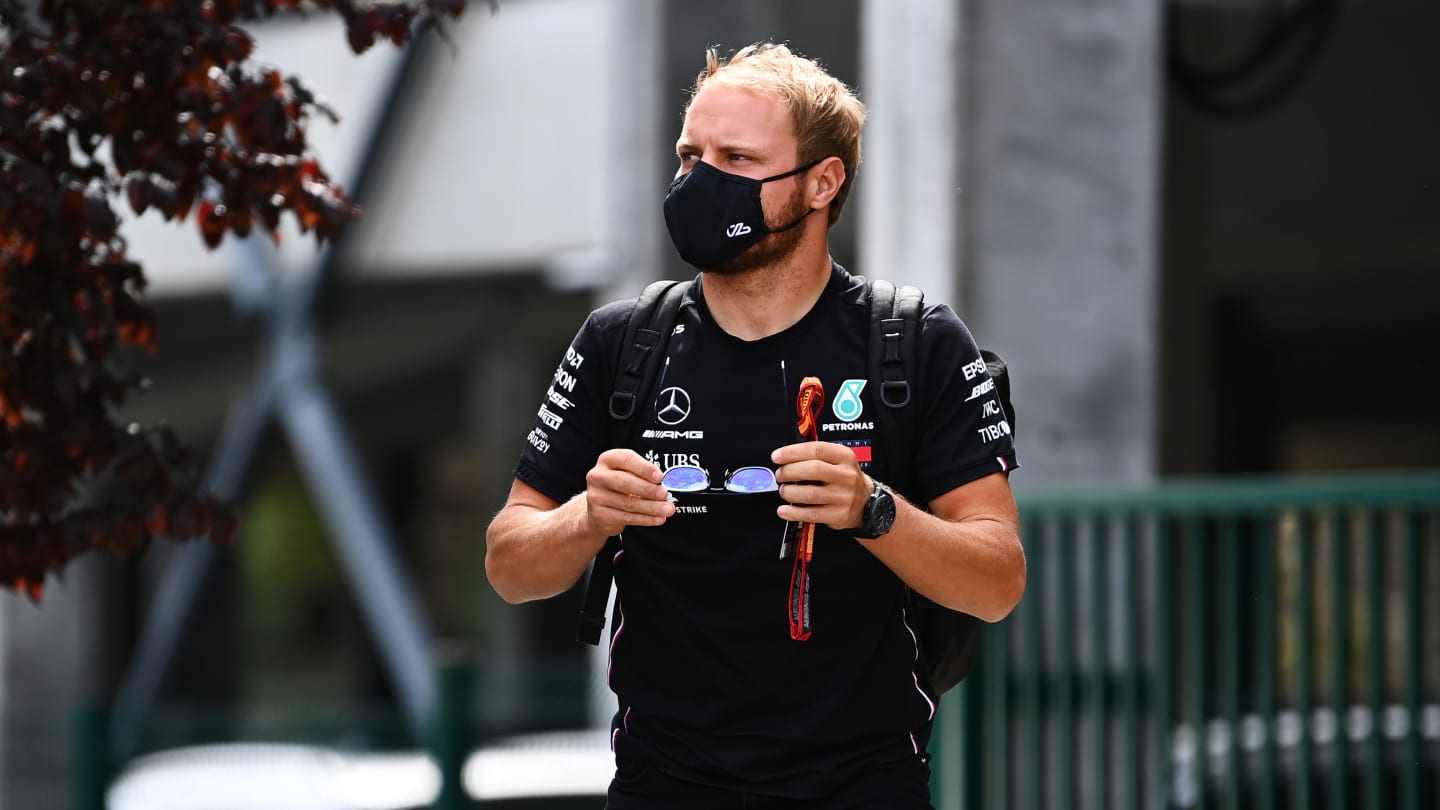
[1365,511,1385,810]
[1330,524,1350,810]
[1296,516,1314,810]
[1256,518,1277,810]
[957,646,985,810]
[1088,513,1109,810]
[431,653,477,810]
[1021,514,1043,810]
[1058,517,1077,805]
[1400,511,1422,810]
[72,702,108,810]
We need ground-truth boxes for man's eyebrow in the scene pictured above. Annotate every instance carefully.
[674,139,765,155]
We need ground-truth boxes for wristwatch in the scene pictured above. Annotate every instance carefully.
[852,478,897,539]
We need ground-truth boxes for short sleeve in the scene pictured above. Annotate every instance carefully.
[911,305,1019,504]
[513,306,628,504]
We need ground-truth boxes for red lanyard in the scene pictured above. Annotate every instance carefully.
[789,376,825,641]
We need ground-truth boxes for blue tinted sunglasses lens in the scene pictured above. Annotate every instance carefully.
[662,465,708,492]
[726,466,778,493]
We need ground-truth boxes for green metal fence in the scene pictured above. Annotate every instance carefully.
[59,473,1440,808]
[935,472,1440,810]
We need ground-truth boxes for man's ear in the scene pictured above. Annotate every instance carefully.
[808,156,846,210]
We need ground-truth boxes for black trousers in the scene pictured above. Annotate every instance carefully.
[604,753,934,810]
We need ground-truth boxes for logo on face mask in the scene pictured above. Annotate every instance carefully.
[726,222,752,238]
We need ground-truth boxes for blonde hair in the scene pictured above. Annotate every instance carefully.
[690,42,867,226]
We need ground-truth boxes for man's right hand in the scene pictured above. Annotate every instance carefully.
[486,451,674,604]
[584,448,675,536]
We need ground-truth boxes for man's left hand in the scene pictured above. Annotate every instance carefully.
[771,441,871,531]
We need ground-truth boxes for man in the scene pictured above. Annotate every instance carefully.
[486,42,1024,809]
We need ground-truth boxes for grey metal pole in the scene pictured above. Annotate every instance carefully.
[273,331,435,740]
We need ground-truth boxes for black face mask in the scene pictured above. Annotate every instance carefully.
[663,159,822,269]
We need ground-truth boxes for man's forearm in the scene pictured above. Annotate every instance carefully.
[485,493,612,604]
[858,495,1026,622]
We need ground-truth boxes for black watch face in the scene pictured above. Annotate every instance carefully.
[872,490,896,534]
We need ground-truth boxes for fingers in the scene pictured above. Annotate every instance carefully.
[771,442,864,491]
[770,441,855,466]
[775,486,862,530]
[585,449,674,536]
[597,448,666,487]
[588,494,674,536]
[770,442,868,530]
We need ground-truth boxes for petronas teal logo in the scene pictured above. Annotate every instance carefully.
[833,379,867,422]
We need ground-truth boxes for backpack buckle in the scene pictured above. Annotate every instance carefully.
[881,380,910,408]
[609,391,637,420]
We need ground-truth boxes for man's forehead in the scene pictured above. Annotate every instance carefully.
[679,83,794,148]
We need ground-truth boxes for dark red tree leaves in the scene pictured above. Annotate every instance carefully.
[0,0,467,597]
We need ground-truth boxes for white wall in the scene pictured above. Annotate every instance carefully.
[125,0,612,297]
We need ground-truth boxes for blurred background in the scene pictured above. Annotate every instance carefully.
[1,0,1437,808]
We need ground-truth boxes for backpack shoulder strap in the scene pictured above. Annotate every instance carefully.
[607,279,692,428]
[579,278,693,645]
[867,280,991,694]
[867,279,924,497]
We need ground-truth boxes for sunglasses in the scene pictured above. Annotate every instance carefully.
[662,465,779,494]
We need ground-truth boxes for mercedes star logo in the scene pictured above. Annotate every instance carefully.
[656,386,692,426]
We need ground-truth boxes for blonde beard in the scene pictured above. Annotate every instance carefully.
[703,183,813,278]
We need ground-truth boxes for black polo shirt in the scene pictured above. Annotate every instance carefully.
[513,264,1017,799]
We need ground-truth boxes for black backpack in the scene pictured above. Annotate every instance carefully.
[576,276,1016,695]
